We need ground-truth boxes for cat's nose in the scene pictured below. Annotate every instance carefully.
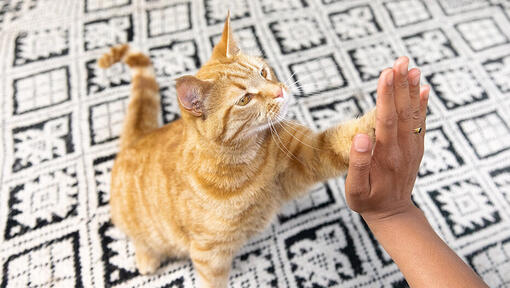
[274,88,283,99]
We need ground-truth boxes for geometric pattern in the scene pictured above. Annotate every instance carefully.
[466,237,510,288]
[204,0,250,26]
[427,177,501,238]
[278,183,335,223]
[2,1,510,287]
[86,59,131,96]
[147,3,191,38]
[210,25,266,57]
[329,5,382,41]
[426,66,488,110]
[84,15,134,51]
[348,41,398,82]
[150,40,201,77]
[455,18,509,51]
[403,29,459,65]
[11,114,74,173]
[483,54,510,93]
[160,85,181,124]
[4,165,79,239]
[13,66,70,115]
[88,97,128,145]
[260,0,307,14]
[85,0,131,13]
[288,55,347,97]
[383,0,432,27]
[99,221,138,286]
[283,217,365,287]
[1,232,82,287]
[13,27,69,66]
[419,126,464,178]
[93,154,116,207]
[437,0,490,15]
[490,166,510,206]
[229,240,278,287]
[457,111,510,159]
[269,17,326,55]
[306,96,363,130]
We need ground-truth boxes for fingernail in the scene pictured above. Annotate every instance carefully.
[386,71,393,86]
[420,85,430,100]
[354,134,370,153]
[399,57,408,76]
[423,88,429,101]
[411,70,420,86]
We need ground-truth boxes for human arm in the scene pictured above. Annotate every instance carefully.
[345,57,488,288]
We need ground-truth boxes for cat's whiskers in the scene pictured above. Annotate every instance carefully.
[274,121,322,151]
[274,115,315,135]
[288,83,317,90]
[283,71,298,86]
[274,115,323,146]
[268,121,291,160]
[285,74,314,89]
[275,115,356,140]
[268,118,304,165]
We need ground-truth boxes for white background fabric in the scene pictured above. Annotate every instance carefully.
[1,0,510,287]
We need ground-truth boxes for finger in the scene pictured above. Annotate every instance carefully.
[375,68,397,146]
[346,134,373,198]
[393,57,412,134]
[419,85,430,123]
[415,86,430,161]
[408,68,421,121]
[415,85,430,151]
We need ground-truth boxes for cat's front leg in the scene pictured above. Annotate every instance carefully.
[190,242,234,288]
[327,108,376,162]
[276,109,376,201]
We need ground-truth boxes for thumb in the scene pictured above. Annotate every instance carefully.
[345,134,373,198]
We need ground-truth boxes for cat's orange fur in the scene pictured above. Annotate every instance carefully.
[100,14,375,288]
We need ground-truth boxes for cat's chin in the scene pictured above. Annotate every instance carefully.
[246,123,273,136]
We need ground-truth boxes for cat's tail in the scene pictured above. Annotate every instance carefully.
[98,44,160,150]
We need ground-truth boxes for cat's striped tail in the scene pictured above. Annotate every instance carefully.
[98,44,160,150]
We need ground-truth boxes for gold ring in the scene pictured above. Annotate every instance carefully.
[413,127,423,134]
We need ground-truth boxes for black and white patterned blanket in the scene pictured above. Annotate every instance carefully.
[1,0,510,287]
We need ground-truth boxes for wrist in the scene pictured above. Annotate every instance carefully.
[361,204,423,229]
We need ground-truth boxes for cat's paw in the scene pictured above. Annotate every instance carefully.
[135,245,161,275]
[361,108,376,142]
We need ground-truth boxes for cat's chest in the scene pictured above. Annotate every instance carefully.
[196,184,282,227]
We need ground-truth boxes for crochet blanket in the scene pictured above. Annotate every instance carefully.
[1,0,510,287]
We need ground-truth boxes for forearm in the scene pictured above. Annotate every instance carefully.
[364,206,488,288]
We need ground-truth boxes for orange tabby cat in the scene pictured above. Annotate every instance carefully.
[100,14,375,288]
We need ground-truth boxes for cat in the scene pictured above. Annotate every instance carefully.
[99,13,376,288]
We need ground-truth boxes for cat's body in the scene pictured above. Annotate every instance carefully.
[102,15,375,288]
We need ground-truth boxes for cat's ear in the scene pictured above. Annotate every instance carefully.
[211,10,240,59]
[176,76,212,117]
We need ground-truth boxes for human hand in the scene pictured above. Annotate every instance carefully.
[345,57,430,224]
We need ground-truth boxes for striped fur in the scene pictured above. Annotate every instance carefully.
[105,15,376,288]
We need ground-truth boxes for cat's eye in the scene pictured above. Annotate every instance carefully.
[237,93,253,106]
[260,67,269,79]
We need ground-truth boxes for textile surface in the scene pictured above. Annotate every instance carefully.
[1,0,510,287]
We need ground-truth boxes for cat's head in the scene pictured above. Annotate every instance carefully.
[175,12,289,144]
